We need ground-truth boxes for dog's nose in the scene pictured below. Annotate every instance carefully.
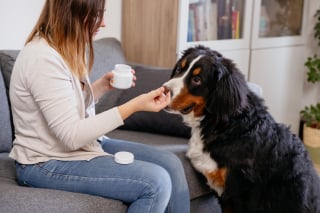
[163,85,173,97]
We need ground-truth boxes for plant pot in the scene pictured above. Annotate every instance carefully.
[303,124,320,175]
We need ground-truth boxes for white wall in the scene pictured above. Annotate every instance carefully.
[96,0,122,41]
[0,0,122,49]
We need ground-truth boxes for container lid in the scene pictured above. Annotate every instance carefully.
[114,151,134,164]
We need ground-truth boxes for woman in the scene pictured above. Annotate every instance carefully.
[9,0,190,212]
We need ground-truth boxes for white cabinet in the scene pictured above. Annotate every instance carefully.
[177,0,308,49]
[249,46,306,134]
[177,0,252,77]
[248,0,308,134]
[176,0,308,79]
[177,0,252,51]
[250,0,308,49]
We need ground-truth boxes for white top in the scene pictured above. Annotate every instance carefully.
[9,37,124,164]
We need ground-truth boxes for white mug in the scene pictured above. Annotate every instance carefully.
[111,64,133,89]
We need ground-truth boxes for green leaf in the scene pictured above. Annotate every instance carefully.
[301,10,320,129]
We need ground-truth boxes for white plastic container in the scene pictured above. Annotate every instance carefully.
[114,151,134,164]
[111,64,133,89]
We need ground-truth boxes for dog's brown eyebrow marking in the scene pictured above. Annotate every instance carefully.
[181,59,187,69]
[193,68,201,76]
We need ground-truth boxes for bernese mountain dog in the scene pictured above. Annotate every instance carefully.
[163,45,320,212]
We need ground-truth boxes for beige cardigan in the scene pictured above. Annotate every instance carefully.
[9,38,124,164]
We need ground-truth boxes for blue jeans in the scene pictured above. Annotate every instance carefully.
[15,137,190,213]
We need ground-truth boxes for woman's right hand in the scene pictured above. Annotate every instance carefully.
[117,87,171,120]
[92,70,137,102]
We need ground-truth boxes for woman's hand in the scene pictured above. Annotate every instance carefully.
[118,87,171,120]
[132,87,170,112]
[92,70,136,102]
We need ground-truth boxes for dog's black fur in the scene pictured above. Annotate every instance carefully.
[164,46,320,212]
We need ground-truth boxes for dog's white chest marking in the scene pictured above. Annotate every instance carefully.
[186,126,224,196]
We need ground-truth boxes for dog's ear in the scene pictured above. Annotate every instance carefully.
[206,60,249,123]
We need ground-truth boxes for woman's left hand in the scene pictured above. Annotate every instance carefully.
[107,69,137,90]
[92,70,136,102]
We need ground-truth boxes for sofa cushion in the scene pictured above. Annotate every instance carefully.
[0,50,19,95]
[90,38,128,113]
[116,64,191,138]
[91,38,127,82]
[0,68,12,152]
[0,51,20,152]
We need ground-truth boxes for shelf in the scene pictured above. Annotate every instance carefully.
[177,0,252,54]
[251,0,308,49]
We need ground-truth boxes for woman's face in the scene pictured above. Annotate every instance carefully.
[93,18,106,37]
[93,9,106,37]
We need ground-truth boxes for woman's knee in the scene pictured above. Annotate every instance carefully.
[141,165,172,203]
[127,164,172,213]
[158,150,184,172]
[151,165,171,193]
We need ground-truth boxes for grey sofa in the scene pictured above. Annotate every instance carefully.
[0,38,221,213]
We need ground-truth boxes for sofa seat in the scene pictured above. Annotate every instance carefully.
[0,153,127,213]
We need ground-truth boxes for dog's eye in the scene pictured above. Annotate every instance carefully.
[191,76,202,86]
[175,66,182,75]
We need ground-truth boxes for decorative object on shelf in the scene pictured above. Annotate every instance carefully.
[260,0,304,37]
[259,4,270,37]
[300,9,320,174]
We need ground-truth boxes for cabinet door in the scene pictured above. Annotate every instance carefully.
[122,0,179,68]
[177,0,253,54]
[251,0,308,49]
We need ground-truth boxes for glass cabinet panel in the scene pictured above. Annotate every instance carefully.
[187,0,246,42]
[259,0,304,37]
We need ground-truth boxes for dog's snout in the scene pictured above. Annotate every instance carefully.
[163,85,173,97]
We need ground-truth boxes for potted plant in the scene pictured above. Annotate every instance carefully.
[300,9,320,174]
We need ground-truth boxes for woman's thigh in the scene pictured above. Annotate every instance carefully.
[100,137,190,212]
[15,155,171,204]
[100,137,182,167]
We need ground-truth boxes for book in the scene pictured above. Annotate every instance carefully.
[217,0,232,40]
[196,1,206,41]
[187,6,196,41]
[207,0,218,40]
[189,3,199,41]
[232,8,240,39]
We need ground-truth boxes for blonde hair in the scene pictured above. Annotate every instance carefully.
[26,0,105,78]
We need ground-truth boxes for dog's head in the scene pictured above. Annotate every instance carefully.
[163,45,249,125]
